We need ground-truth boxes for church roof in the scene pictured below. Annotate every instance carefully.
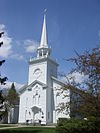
[29,80,47,88]
[51,76,66,86]
[19,80,47,94]
[18,84,27,94]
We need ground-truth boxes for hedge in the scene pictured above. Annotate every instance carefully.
[56,117,100,133]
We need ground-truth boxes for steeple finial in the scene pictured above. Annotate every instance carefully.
[44,9,47,15]
[40,9,48,48]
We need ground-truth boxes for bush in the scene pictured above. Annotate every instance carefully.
[56,117,100,133]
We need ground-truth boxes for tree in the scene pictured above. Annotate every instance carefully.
[0,32,8,85]
[58,46,100,118]
[7,83,19,106]
[0,32,8,122]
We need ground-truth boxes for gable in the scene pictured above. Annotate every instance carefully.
[19,80,47,95]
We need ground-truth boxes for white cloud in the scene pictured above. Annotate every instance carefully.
[10,53,25,61]
[0,24,12,58]
[60,76,67,83]
[14,82,24,90]
[0,24,39,61]
[60,72,86,84]
[15,40,22,46]
[0,81,24,91]
[24,39,39,53]
[69,72,85,83]
[0,24,5,30]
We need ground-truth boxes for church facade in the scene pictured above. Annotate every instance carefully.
[18,12,70,124]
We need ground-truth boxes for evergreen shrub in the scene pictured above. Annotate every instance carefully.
[56,117,100,133]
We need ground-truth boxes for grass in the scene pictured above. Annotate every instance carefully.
[0,127,56,133]
[0,124,17,128]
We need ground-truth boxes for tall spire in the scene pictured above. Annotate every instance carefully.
[37,9,51,58]
[40,9,48,48]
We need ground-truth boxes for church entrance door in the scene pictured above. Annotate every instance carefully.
[31,106,41,124]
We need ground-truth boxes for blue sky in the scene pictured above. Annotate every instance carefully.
[0,0,100,88]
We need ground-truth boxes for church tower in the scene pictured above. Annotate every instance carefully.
[28,10,58,86]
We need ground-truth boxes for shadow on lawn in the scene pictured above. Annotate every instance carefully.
[0,130,40,133]
[0,127,56,133]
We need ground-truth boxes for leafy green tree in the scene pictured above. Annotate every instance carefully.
[7,83,19,106]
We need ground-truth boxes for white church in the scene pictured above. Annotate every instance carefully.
[18,12,70,124]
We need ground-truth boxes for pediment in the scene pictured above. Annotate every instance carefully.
[30,80,47,88]
[19,80,47,94]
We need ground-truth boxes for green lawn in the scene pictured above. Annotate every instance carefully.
[0,127,56,133]
[0,124,17,128]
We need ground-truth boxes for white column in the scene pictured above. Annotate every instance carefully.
[8,111,10,124]
[46,51,48,56]
[42,49,43,56]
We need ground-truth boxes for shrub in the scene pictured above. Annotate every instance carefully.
[56,117,100,133]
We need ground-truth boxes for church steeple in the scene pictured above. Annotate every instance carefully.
[37,9,51,58]
[40,9,48,48]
